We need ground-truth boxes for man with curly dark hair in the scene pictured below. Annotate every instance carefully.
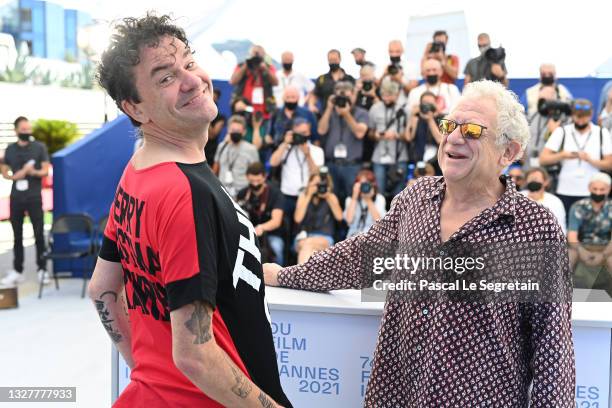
[89,13,291,408]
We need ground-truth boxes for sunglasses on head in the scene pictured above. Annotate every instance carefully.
[573,103,592,112]
[438,118,487,140]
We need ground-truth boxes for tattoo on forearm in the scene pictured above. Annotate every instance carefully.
[258,391,274,407]
[184,301,212,344]
[230,364,252,399]
[95,291,123,343]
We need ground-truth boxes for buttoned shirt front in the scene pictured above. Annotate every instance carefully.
[278,176,575,407]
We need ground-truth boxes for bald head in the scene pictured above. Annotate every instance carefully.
[388,40,404,58]
[540,63,556,76]
[281,51,294,64]
[283,85,300,103]
[423,58,443,77]
[250,45,265,57]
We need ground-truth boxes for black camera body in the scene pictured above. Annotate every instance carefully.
[246,55,263,69]
[360,182,372,194]
[429,41,446,53]
[334,95,349,108]
[539,99,572,121]
[317,181,328,195]
[484,47,506,64]
[292,133,308,145]
[420,103,436,114]
[362,80,373,92]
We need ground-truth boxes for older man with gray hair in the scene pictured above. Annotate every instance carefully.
[524,63,573,116]
[407,58,460,114]
[266,80,575,407]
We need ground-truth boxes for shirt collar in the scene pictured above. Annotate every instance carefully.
[426,175,517,221]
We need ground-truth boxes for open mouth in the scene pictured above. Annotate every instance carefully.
[446,152,468,160]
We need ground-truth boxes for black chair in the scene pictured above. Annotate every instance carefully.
[39,213,95,299]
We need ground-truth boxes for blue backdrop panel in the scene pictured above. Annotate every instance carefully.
[51,77,611,277]
[52,114,134,276]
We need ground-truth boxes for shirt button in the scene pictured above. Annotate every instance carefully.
[422,308,429,316]
[439,250,445,256]
[416,345,422,352]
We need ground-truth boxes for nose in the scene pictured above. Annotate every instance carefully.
[180,68,202,93]
[445,124,466,146]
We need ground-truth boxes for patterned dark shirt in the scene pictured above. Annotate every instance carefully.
[568,197,612,245]
[278,176,575,407]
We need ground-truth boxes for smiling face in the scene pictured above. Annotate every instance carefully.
[438,97,507,186]
[123,35,217,140]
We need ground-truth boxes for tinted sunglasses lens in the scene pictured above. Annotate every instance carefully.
[461,123,484,139]
[439,119,456,135]
[574,103,592,111]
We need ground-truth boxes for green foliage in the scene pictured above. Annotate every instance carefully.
[32,119,80,155]
[0,54,36,83]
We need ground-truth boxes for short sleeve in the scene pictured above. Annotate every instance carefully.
[270,187,285,210]
[311,146,325,167]
[356,108,369,125]
[160,188,218,311]
[3,146,14,169]
[544,127,565,152]
[99,201,120,262]
[567,203,582,233]
[601,128,612,156]
[39,143,50,162]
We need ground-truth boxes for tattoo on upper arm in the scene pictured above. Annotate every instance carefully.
[258,391,274,407]
[95,291,123,343]
[184,301,212,344]
[230,364,252,399]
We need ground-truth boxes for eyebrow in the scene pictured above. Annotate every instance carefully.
[149,48,192,78]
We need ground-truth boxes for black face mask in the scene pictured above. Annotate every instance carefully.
[284,101,298,111]
[329,63,340,72]
[526,181,543,192]
[426,75,439,85]
[17,133,31,142]
[540,75,555,86]
[390,56,401,64]
[230,132,243,143]
[282,63,293,71]
[591,193,606,203]
[249,183,264,192]
[384,100,395,108]
[575,122,589,131]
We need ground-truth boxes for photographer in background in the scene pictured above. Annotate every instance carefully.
[463,33,508,86]
[524,86,571,170]
[230,44,278,122]
[204,88,226,165]
[269,118,324,226]
[368,78,410,197]
[309,49,355,115]
[266,86,319,147]
[273,51,314,109]
[231,97,264,149]
[344,168,386,238]
[213,115,260,197]
[540,99,612,215]
[318,80,369,204]
[355,63,379,111]
[524,63,573,116]
[408,91,444,173]
[407,58,460,114]
[521,167,566,233]
[237,162,286,265]
[599,87,612,132]
[380,40,419,98]
[294,169,343,264]
[421,30,459,84]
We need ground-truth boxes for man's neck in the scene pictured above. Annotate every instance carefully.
[576,124,592,135]
[283,69,292,76]
[528,190,545,201]
[444,177,504,212]
[135,125,207,168]
[591,200,605,211]
[16,139,29,147]
[284,109,294,117]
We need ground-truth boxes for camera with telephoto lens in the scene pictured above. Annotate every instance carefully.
[362,80,373,92]
[420,103,436,114]
[538,99,572,121]
[429,41,446,53]
[246,55,263,69]
[415,161,427,176]
[360,181,372,194]
[317,180,328,195]
[334,94,349,108]
[240,191,261,219]
[484,46,506,64]
[291,133,307,145]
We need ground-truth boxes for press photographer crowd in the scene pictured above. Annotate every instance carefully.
[198,31,612,294]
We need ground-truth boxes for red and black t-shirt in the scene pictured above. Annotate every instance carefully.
[99,161,291,408]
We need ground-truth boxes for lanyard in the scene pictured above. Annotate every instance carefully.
[357,199,368,230]
[224,145,240,172]
[571,128,592,166]
[382,106,394,156]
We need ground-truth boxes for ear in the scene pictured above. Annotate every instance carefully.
[121,100,150,125]
[500,140,522,167]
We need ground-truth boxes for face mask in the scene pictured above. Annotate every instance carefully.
[526,181,543,192]
[230,132,243,143]
[384,100,395,108]
[574,122,589,131]
[591,193,606,203]
[251,55,263,66]
[540,75,555,86]
[17,133,31,142]
[425,75,439,85]
[355,60,365,66]
[329,63,340,72]
[284,101,298,111]
[390,56,401,64]
[282,63,293,71]
[249,183,263,192]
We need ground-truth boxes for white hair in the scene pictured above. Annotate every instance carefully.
[589,172,612,186]
[461,80,530,151]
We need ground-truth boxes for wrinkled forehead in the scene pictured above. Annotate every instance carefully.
[448,97,496,128]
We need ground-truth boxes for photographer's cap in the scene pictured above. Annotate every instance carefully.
[572,98,593,115]
[351,47,366,55]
